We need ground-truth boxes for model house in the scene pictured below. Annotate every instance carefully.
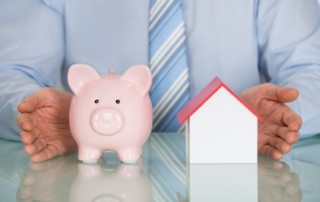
[177,77,263,164]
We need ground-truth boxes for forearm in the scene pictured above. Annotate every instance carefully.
[0,0,65,140]
[257,0,320,138]
[0,70,42,141]
[272,65,320,138]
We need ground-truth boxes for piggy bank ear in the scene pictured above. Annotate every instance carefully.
[68,64,100,95]
[122,65,152,95]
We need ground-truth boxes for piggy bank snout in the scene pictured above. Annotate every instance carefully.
[91,108,124,135]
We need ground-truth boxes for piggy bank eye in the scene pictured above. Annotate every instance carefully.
[115,99,120,104]
[94,99,99,104]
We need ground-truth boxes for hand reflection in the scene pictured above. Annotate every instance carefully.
[70,162,152,202]
[18,154,152,202]
[18,154,78,202]
[258,155,302,202]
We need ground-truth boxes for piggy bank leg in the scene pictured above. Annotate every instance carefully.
[78,146,102,164]
[117,147,141,164]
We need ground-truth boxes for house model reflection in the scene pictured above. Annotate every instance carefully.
[177,77,263,164]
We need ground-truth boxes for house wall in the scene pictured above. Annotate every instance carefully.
[189,87,257,163]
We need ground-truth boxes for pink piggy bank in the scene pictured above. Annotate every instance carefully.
[68,64,153,164]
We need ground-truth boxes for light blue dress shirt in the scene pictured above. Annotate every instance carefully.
[1,0,320,141]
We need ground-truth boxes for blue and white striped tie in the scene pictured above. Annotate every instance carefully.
[149,0,190,132]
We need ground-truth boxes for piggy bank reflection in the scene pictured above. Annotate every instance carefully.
[69,163,152,202]
[68,64,153,164]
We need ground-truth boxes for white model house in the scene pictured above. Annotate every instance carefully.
[177,77,263,164]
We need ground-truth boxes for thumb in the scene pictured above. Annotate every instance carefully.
[275,87,299,103]
[259,83,299,103]
[17,89,47,113]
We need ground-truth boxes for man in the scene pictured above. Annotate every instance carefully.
[1,0,320,162]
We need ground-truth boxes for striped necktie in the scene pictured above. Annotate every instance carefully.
[149,0,190,132]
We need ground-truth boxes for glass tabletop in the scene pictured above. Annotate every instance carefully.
[0,132,320,202]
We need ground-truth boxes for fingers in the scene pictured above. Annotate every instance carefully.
[17,113,34,131]
[18,112,51,161]
[259,144,283,160]
[23,138,59,162]
[281,108,302,132]
[272,108,301,145]
[267,136,291,155]
[24,137,47,155]
[21,131,38,144]
[277,126,300,144]
[30,146,59,162]
[258,125,300,160]
[23,135,61,162]
[258,134,293,160]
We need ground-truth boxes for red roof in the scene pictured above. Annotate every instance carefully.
[177,77,264,124]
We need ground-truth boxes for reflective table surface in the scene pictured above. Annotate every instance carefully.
[0,133,320,202]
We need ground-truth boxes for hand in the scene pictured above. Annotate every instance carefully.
[16,88,77,162]
[240,83,301,160]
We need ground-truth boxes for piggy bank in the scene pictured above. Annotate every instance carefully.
[68,64,153,164]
